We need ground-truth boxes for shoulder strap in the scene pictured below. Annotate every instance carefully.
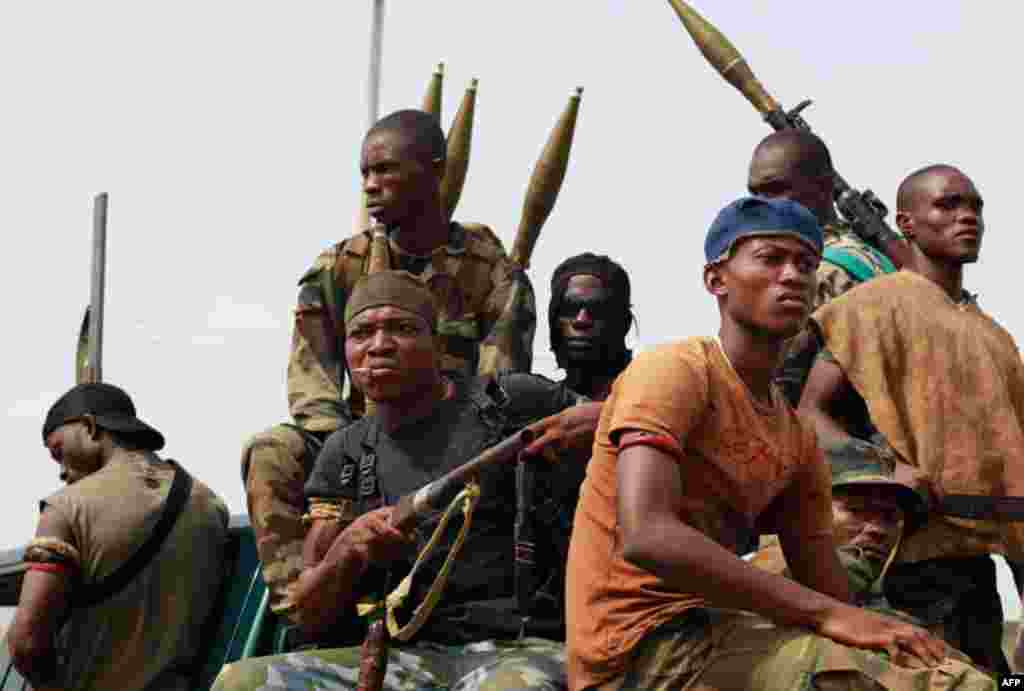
[938,494,1024,521]
[74,460,194,608]
[823,245,896,283]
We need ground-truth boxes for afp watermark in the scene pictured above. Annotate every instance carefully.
[1002,674,1024,687]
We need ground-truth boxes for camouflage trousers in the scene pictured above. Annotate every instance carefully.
[242,423,320,621]
[212,637,567,691]
[592,610,996,691]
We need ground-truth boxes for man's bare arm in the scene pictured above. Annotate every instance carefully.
[800,352,933,502]
[779,532,849,603]
[6,511,74,688]
[293,508,411,637]
[618,444,844,627]
[303,518,345,568]
[798,356,856,447]
[523,401,603,463]
[616,443,946,664]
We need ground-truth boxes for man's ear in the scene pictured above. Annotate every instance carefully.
[82,414,98,440]
[431,156,446,180]
[815,174,835,207]
[704,263,728,298]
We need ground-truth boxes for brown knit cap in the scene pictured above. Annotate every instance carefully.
[344,270,438,330]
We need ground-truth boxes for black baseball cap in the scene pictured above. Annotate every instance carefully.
[42,383,165,451]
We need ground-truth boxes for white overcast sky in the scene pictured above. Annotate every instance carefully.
[2,1,1023,620]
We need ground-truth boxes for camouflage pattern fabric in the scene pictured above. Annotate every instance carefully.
[241,424,318,619]
[815,223,896,310]
[592,611,996,691]
[212,637,566,691]
[289,222,536,432]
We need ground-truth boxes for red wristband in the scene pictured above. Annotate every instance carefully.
[27,562,71,575]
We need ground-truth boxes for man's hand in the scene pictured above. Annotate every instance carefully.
[816,602,948,666]
[892,461,941,510]
[337,507,413,567]
[293,507,413,636]
[522,402,602,463]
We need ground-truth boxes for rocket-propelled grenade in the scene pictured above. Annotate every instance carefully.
[354,193,371,234]
[366,217,391,276]
[441,78,478,220]
[666,0,779,116]
[76,307,92,384]
[362,217,392,416]
[422,62,445,120]
[510,87,584,269]
[666,0,904,254]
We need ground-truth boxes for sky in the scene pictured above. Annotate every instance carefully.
[2,0,1023,624]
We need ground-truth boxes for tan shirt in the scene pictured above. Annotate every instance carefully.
[815,270,1024,562]
[44,452,229,691]
[565,337,832,691]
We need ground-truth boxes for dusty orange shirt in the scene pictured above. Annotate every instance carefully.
[815,270,1024,563]
[565,337,833,691]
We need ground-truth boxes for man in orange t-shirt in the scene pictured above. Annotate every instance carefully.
[565,196,948,691]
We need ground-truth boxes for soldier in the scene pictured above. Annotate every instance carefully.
[243,109,537,623]
[215,271,600,690]
[748,129,907,307]
[565,196,949,691]
[703,457,996,690]
[800,164,1024,676]
[749,451,928,613]
[749,130,909,407]
[7,383,229,691]
[548,253,634,402]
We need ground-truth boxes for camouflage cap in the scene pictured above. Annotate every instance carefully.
[830,447,927,528]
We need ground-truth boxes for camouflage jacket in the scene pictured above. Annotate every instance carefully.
[815,221,897,309]
[288,221,537,434]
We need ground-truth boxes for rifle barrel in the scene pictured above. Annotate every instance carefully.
[391,429,534,532]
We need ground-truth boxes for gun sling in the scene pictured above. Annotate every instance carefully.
[937,494,1024,521]
[74,459,193,608]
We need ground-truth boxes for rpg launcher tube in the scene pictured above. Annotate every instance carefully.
[510,87,583,270]
[363,218,391,416]
[666,0,779,117]
[366,218,391,276]
[421,62,445,120]
[441,78,478,220]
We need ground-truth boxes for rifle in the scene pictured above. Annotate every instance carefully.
[666,0,904,255]
[356,429,535,691]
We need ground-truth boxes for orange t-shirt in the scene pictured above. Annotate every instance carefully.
[565,337,833,690]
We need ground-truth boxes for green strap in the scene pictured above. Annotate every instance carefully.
[822,245,895,283]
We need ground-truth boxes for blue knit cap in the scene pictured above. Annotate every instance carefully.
[704,196,823,263]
